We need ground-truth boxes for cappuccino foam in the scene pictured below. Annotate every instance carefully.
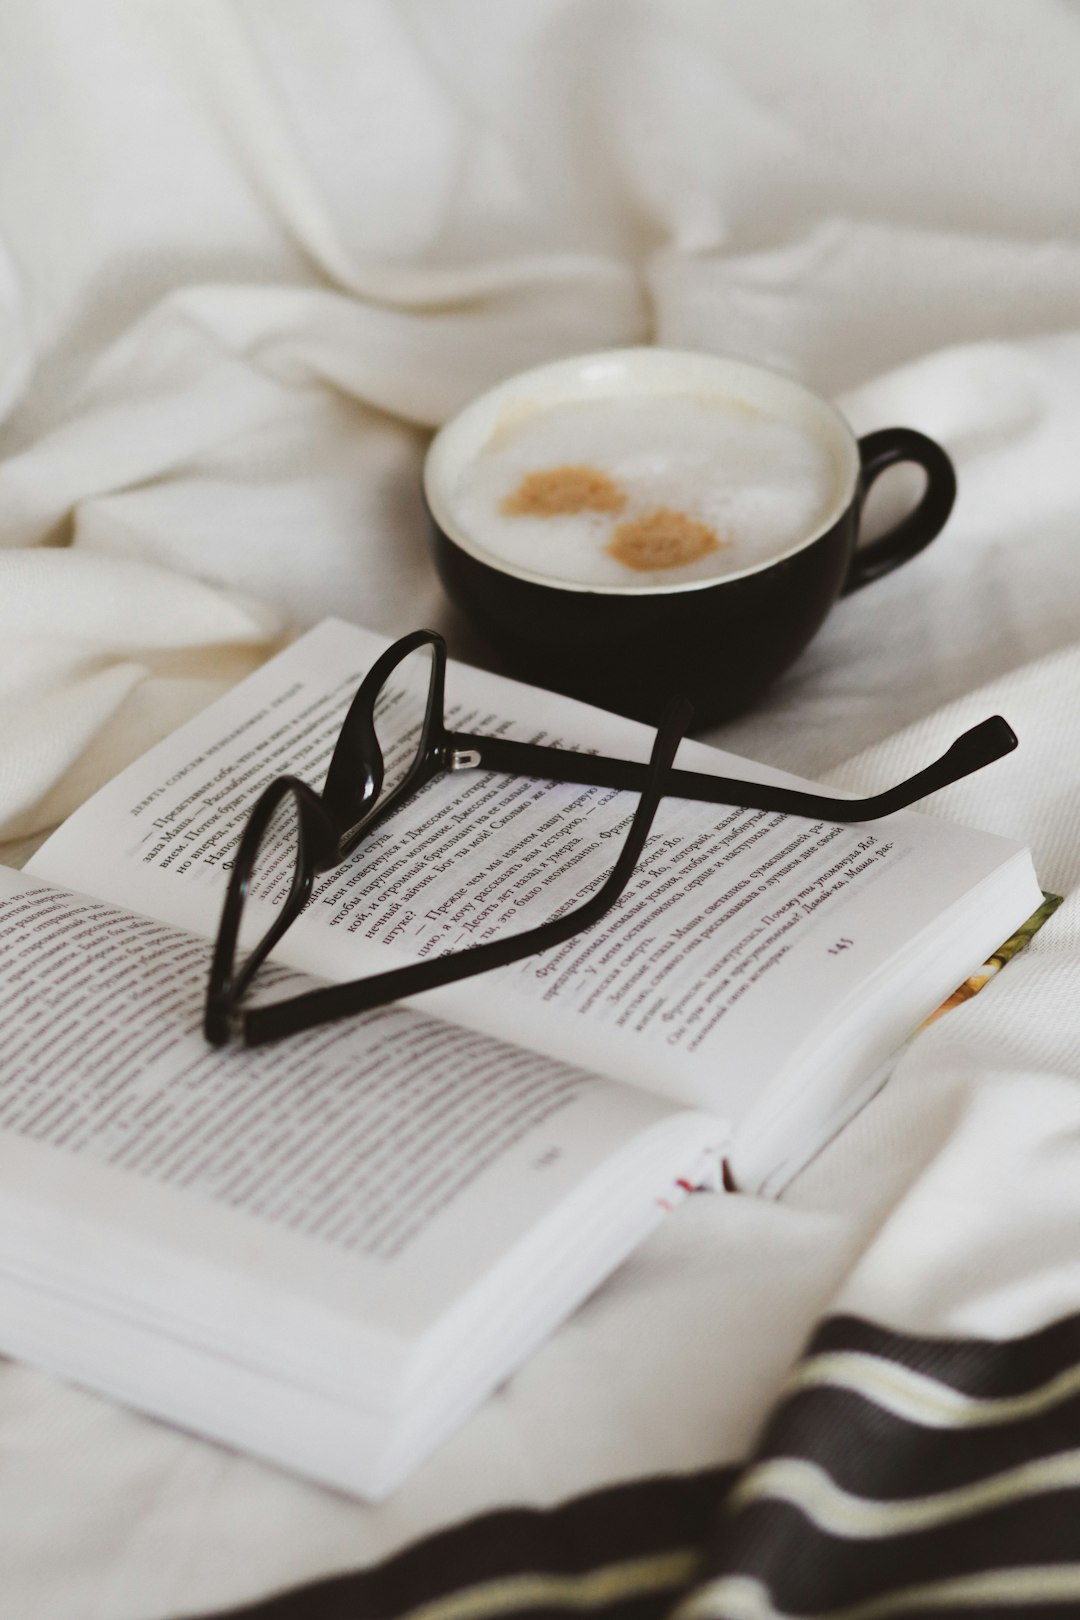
[450,392,840,587]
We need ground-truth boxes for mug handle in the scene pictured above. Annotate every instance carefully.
[842,427,957,595]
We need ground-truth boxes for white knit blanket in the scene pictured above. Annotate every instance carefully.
[3,3,1080,1614]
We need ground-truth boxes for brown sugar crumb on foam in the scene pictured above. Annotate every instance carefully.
[607,507,727,572]
[501,465,627,516]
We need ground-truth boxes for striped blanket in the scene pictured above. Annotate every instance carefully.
[199,1312,1080,1619]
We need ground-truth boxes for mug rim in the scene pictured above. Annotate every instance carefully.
[423,347,862,597]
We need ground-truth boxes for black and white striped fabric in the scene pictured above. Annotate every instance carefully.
[192,1309,1080,1620]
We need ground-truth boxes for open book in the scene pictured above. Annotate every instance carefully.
[0,620,1042,1498]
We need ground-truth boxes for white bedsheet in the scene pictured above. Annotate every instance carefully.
[1,3,1079,1615]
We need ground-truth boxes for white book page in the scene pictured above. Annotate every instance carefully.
[29,619,1033,1121]
[0,865,713,1363]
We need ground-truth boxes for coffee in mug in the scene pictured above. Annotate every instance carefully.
[448,391,842,589]
[423,349,956,726]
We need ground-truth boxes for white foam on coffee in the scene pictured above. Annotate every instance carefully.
[449,392,841,587]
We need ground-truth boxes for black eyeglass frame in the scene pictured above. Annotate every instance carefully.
[205,628,1018,1048]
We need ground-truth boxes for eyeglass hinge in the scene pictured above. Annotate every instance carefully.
[449,748,482,771]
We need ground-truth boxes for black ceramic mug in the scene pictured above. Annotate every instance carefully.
[422,349,956,726]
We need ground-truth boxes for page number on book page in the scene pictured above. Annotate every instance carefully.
[828,936,854,956]
[531,1146,562,1171]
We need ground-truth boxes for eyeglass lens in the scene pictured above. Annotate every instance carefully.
[245,790,304,911]
[218,643,440,1026]
[223,784,310,1009]
[371,642,438,806]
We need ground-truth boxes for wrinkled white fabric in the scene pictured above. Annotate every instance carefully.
[2,2,1080,1616]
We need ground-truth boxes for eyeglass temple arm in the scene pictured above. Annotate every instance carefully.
[442,715,1017,822]
[242,698,693,1048]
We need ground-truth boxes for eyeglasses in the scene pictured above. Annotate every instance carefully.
[204,629,1017,1048]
